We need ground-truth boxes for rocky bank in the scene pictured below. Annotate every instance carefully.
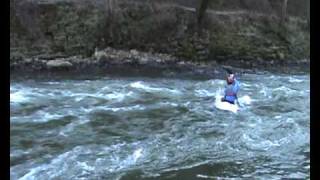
[11,47,309,79]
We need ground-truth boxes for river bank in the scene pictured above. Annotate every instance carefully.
[11,47,309,79]
[11,0,309,77]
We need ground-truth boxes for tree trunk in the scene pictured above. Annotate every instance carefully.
[281,0,288,24]
[196,0,209,26]
[307,0,310,29]
[109,0,113,15]
[107,0,118,16]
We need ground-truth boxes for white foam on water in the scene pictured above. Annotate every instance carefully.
[10,149,31,158]
[242,134,281,151]
[241,83,252,87]
[238,95,252,105]
[259,89,267,96]
[70,90,134,103]
[159,102,178,107]
[70,93,101,98]
[104,91,134,101]
[10,91,29,103]
[93,105,145,112]
[75,97,83,102]
[160,160,212,176]
[19,146,94,180]
[259,86,269,97]
[285,118,294,123]
[19,143,147,178]
[36,112,64,122]
[11,110,69,123]
[272,86,297,95]
[239,82,254,91]
[196,174,235,179]
[209,80,225,86]
[259,140,281,149]
[288,77,304,83]
[59,117,90,135]
[286,172,307,179]
[182,101,191,107]
[105,92,125,100]
[130,148,144,163]
[130,81,145,89]
[19,165,47,180]
[269,75,276,79]
[100,86,110,91]
[43,82,61,85]
[130,81,180,94]
[275,115,282,119]
[247,123,256,127]
[76,162,95,171]
[242,134,255,143]
[196,174,215,179]
[195,89,216,97]
[94,144,147,173]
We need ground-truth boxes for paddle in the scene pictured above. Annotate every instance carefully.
[235,98,243,108]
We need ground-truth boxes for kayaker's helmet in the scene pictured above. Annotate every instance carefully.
[227,74,234,84]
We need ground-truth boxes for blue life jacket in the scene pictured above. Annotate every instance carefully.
[224,79,240,103]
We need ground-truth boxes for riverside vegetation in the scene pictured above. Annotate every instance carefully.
[10,0,310,74]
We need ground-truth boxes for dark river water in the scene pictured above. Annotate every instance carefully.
[10,73,310,180]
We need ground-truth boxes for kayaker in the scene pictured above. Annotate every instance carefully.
[221,72,240,104]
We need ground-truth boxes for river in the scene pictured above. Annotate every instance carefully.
[10,72,310,179]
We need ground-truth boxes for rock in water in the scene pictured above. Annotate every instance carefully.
[46,60,73,69]
[94,49,107,61]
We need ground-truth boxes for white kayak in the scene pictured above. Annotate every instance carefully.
[214,99,240,113]
[213,91,252,113]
